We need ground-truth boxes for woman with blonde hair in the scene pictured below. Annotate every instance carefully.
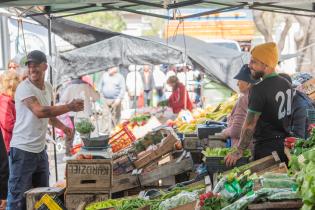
[0,71,20,210]
[0,71,21,153]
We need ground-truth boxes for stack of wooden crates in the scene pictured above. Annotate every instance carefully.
[65,159,112,210]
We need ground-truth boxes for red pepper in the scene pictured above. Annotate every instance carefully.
[206,192,213,198]
[308,124,315,133]
[199,200,204,207]
[199,194,206,200]
[284,137,297,149]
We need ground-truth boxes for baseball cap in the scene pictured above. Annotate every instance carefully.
[234,64,258,84]
[25,50,47,65]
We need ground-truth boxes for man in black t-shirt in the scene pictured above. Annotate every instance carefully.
[225,42,292,166]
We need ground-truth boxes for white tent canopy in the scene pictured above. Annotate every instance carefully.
[2,1,315,20]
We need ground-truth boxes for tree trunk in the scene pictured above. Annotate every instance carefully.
[294,16,312,72]
[253,11,275,43]
[253,11,292,55]
[278,16,293,53]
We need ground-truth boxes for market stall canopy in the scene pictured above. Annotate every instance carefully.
[18,16,188,83]
[145,35,248,91]
[145,35,300,91]
[30,15,242,90]
[30,15,121,48]
[2,1,315,20]
[53,33,189,84]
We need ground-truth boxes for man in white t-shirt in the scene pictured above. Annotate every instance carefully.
[6,50,84,210]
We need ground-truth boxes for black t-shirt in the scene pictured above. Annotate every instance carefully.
[248,73,292,142]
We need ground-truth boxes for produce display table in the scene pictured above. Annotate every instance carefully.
[248,200,303,210]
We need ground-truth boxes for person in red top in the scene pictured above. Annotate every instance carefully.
[0,71,21,153]
[159,75,193,113]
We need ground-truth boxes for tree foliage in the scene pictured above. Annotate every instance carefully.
[142,17,165,37]
[67,11,126,32]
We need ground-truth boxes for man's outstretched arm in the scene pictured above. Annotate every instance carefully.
[225,111,260,166]
[23,96,84,119]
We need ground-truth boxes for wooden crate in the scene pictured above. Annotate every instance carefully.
[256,162,288,176]
[65,190,110,210]
[113,155,134,176]
[183,137,205,150]
[214,152,282,186]
[112,156,194,193]
[133,130,179,169]
[25,187,65,210]
[66,159,112,192]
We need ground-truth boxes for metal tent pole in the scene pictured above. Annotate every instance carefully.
[48,12,59,182]
[134,65,137,114]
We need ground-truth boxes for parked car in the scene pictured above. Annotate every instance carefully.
[204,39,242,52]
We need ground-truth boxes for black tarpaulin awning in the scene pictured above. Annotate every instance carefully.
[54,35,189,83]
[31,15,120,48]
[145,35,248,91]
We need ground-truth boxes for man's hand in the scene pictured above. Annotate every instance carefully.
[208,133,228,140]
[0,200,7,209]
[225,111,260,167]
[113,99,121,107]
[67,99,84,112]
[225,148,243,167]
[63,126,74,140]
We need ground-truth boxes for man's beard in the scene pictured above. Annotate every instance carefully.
[251,70,264,80]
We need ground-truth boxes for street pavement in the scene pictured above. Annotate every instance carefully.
[47,143,67,186]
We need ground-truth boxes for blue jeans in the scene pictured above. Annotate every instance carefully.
[6,147,49,210]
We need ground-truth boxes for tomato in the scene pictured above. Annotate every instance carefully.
[199,200,204,207]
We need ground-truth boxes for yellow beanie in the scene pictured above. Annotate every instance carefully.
[251,42,279,69]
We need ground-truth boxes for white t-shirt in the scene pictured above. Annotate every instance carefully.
[10,79,53,153]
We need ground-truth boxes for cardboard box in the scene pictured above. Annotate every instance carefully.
[66,159,112,192]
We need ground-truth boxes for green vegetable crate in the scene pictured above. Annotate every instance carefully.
[205,157,249,175]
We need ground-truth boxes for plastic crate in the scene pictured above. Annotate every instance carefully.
[109,126,136,153]
[197,124,225,139]
[307,109,315,124]
[36,194,66,210]
[205,156,249,174]
[82,135,109,148]
[190,151,203,164]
